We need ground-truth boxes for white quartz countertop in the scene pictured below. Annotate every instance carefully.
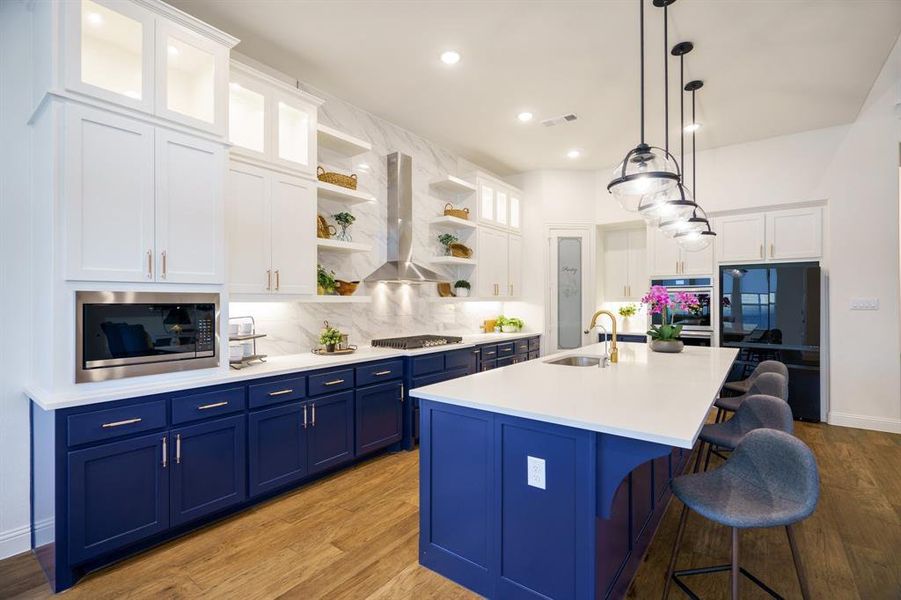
[409,342,738,449]
[27,332,538,411]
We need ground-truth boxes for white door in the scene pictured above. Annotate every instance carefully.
[226,162,270,294]
[715,214,766,263]
[547,227,593,352]
[680,241,714,275]
[64,104,155,282]
[477,227,507,298]
[603,230,629,301]
[271,89,317,176]
[155,129,225,283]
[766,208,822,260]
[507,234,523,298]
[626,228,649,298]
[270,173,316,295]
[649,226,682,276]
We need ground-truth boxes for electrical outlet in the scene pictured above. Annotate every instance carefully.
[527,456,546,490]
[850,297,879,311]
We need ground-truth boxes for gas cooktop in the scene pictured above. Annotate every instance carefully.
[371,334,463,350]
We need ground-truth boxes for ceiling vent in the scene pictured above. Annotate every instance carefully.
[541,113,578,127]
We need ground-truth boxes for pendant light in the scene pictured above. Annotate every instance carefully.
[674,79,716,250]
[607,0,680,212]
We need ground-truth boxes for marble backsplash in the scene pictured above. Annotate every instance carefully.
[228,71,514,355]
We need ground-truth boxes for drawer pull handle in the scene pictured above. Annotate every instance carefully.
[303,404,308,429]
[197,401,228,410]
[311,403,316,426]
[373,370,392,376]
[162,435,167,468]
[102,418,142,428]
[176,433,181,464]
[323,379,345,386]
[268,389,294,397]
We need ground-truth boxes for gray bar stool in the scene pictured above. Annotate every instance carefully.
[721,360,787,395]
[693,394,794,473]
[664,429,819,600]
[714,369,788,423]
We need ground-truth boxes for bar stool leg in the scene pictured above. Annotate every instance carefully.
[731,527,740,600]
[692,440,706,473]
[715,407,725,423]
[663,504,690,600]
[703,443,714,472]
[786,525,811,600]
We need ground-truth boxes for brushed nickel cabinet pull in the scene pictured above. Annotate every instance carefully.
[161,251,167,279]
[102,417,142,428]
[323,379,344,386]
[175,433,181,464]
[275,269,280,291]
[759,244,764,259]
[147,250,153,279]
[681,261,685,274]
[400,383,404,402]
[374,370,392,376]
[770,243,774,258]
[303,404,308,429]
[197,401,228,410]
[268,389,294,397]
[311,403,316,426]
[266,269,272,291]
[162,436,167,468]
[676,260,679,274]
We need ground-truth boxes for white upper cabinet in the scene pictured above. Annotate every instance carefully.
[228,61,322,176]
[475,173,523,232]
[477,227,509,298]
[648,226,713,276]
[765,208,822,260]
[269,173,316,295]
[507,234,523,298]
[603,228,647,301]
[715,214,767,263]
[226,164,270,294]
[479,183,495,224]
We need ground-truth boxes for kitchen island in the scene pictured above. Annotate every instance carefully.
[410,342,738,600]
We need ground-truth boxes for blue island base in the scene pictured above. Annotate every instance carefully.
[418,400,691,600]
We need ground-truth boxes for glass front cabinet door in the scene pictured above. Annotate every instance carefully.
[272,90,318,175]
[228,69,269,160]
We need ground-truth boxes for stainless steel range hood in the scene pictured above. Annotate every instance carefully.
[364,152,448,283]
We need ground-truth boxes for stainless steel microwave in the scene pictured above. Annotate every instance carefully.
[76,291,219,383]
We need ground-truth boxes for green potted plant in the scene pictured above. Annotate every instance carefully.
[438,233,458,256]
[618,303,638,330]
[496,315,524,333]
[454,279,471,298]
[332,211,356,242]
[317,264,337,295]
[319,324,343,353]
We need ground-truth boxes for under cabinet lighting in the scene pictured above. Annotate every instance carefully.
[440,50,461,65]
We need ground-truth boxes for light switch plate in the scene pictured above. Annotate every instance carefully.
[527,456,546,490]
[850,297,879,311]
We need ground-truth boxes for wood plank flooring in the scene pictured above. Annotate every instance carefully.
[1,421,898,599]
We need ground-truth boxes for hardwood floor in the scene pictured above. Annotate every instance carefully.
[1,421,898,599]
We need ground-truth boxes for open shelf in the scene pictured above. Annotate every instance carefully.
[317,181,375,205]
[317,124,372,157]
[431,256,477,266]
[430,175,477,195]
[297,295,372,304]
[429,215,478,230]
[317,238,372,253]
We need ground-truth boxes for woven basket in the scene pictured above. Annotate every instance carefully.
[436,283,454,297]
[335,280,360,296]
[443,203,470,220]
[317,215,336,239]
[317,166,358,190]
[449,243,472,259]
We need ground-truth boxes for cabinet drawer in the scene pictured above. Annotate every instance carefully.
[497,356,516,368]
[480,360,497,372]
[515,340,529,355]
[67,400,167,447]
[248,376,306,409]
[308,368,354,396]
[356,359,403,387]
[528,337,540,351]
[411,354,444,377]
[497,342,515,356]
[445,348,474,371]
[172,387,245,425]
[479,345,498,360]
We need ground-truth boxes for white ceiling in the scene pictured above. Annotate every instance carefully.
[169,0,901,175]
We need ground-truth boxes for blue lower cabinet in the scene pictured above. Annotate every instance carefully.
[170,415,246,527]
[307,391,355,475]
[248,402,308,497]
[68,432,169,564]
[355,381,403,455]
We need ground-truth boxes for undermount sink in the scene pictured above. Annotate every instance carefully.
[544,355,603,367]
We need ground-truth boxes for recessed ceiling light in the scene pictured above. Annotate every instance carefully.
[168,45,180,57]
[517,112,533,123]
[86,12,103,26]
[567,149,581,159]
[440,50,461,65]
[684,122,701,132]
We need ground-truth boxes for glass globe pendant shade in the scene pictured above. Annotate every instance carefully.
[638,182,696,224]
[608,144,680,212]
[675,229,715,252]
[659,211,708,238]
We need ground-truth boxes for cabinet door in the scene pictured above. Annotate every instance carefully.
[507,234,523,298]
[155,21,228,136]
[626,228,649,298]
[680,239,714,275]
[270,173,317,294]
[767,208,822,260]
[478,227,508,298]
[64,104,155,282]
[715,214,766,263]
[307,391,354,475]
[155,129,226,283]
[226,162,271,294]
[228,68,269,159]
[355,381,403,455]
[68,432,169,563]
[248,402,308,497]
[478,182,496,225]
[603,230,630,301]
[64,0,155,113]
[170,415,246,527]
[272,90,317,175]
[648,227,682,277]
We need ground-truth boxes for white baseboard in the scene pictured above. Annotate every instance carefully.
[828,411,901,434]
[0,523,30,560]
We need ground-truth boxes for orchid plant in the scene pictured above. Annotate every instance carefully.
[641,285,701,342]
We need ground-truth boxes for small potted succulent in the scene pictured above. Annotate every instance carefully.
[454,279,471,297]
[642,286,700,353]
[319,324,343,353]
[332,211,356,242]
[438,233,459,256]
[496,315,524,333]
[317,264,337,295]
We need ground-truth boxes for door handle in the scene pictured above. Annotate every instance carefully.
[373,370,392,376]
[275,269,280,291]
[161,251,167,279]
[759,244,764,259]
[303,404,308,429]
[770,243,774,258]
[147,250,153,279]
[162,436,168,468]
[311,403,316,426]
[197,401,228,410]
[268,389,294,396]
[323,379,344,386]
[676,260,679,274]
[102,417,142,428]
[266,269,272,291]
[400,383,404,402]
[175,433,181,464]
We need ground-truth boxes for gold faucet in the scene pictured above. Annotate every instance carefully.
[584,310,618,363]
